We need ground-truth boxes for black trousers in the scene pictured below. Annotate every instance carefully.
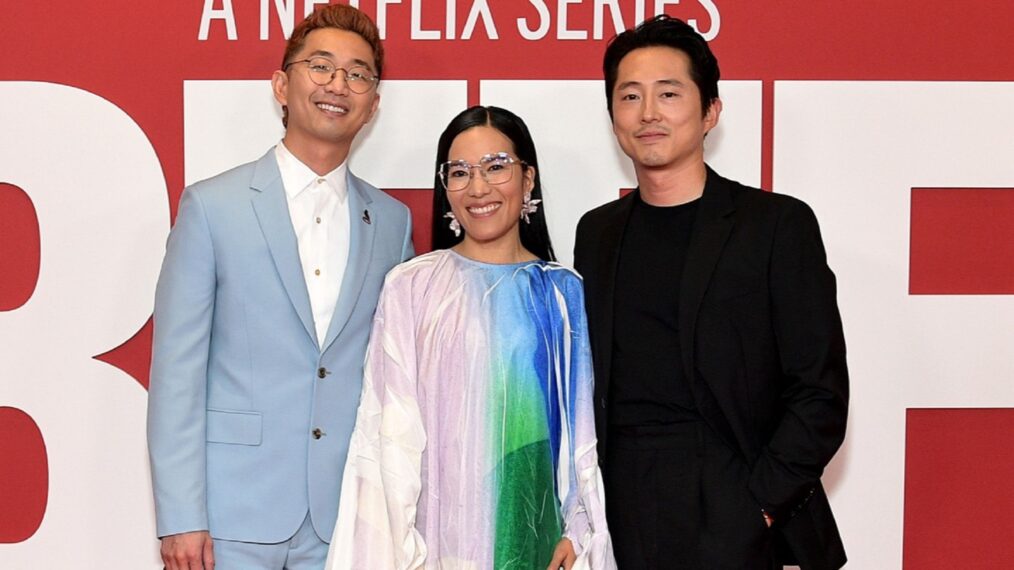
[603,422,777,570]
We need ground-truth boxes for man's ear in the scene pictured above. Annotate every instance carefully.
[271,70,289,107]
[703,97,722,134]
[365,91,380,124]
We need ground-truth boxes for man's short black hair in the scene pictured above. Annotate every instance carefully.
[603,15,720,119]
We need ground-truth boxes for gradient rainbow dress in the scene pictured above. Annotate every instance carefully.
[327,249,614,570]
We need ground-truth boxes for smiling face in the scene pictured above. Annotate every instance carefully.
[611,46,720,175]
[445,126,535,255]
[272,28,380,163]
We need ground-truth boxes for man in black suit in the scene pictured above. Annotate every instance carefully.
[574,16,849,570]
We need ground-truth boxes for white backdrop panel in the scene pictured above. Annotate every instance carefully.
[774,80,1014,569]
[185,80,468,187]
[0,81,166,568]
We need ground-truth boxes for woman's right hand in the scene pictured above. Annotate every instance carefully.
[546,537,576,570]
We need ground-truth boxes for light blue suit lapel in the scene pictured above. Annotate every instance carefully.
[320,171,376,353]
[249,151,318,347]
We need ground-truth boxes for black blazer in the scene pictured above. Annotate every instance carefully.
[574,167,849,570]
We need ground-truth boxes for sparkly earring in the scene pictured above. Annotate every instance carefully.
[520,191,541,224]
[444,212,461,237]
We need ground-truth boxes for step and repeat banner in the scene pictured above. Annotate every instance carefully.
[2,1,1013,568]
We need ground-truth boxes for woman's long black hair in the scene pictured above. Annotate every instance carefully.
[431,105,556,262]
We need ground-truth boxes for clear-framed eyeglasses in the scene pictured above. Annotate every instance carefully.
[439,152,526,192]
[283,57,378,94]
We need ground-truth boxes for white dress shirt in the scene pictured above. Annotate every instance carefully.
[275,142,350,348]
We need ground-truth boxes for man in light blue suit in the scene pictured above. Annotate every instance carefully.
[147,6,412,569]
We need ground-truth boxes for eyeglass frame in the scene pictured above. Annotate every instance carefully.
[283,57,379,94]
[438,152,529,192]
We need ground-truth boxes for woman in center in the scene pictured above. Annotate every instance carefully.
[327,106,614,570]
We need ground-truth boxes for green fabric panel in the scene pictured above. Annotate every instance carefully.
[493,440,563,569]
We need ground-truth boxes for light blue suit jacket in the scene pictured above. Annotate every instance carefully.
[147,149,413,543]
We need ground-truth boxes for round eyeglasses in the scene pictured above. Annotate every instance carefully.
[439,152,526,192]
[284,57,378,94]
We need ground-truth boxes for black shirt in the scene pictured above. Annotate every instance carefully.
[609,193,701,426]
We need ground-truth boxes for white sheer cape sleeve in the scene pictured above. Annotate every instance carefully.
[558,275,617,570]
[326,270,427,570]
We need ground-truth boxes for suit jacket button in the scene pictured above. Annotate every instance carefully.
[599,398,607,409]
[312,428,324,439]
[317,367,327,379]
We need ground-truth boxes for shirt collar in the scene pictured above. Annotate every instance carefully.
[275,141,349,203]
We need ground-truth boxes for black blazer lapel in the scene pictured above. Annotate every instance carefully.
[678,167,735,373]
[678,167,739,444]
[589,193,637,401]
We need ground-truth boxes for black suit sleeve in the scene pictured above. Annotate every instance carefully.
[747,199,849,519]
